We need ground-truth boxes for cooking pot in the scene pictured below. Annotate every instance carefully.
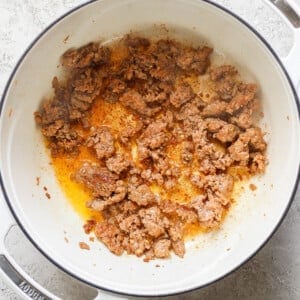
[0,0,300,299]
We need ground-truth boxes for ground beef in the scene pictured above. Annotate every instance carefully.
[149,40,180,83]
[125,35,151,52]
[86,126,115,160]
[119,90,158,117]
[214,124,239,143]
[35,98,67,128]
[184,115,206,141]
[228,135,250,165]
[144,84,169,104]
[35,45,109,154]
[128,184,157,206]
[50,125,81,156]
[210,65,238,100]
[191,195,223,228]
[210,65,237,81]
[176,46,213,74]
[124,230,152,256]
[36,35,267,261]
[172,240,185,258]
[229,127,266,167]
[226,83,257,114]
[141,169,164,186]
[139,120,168,150]
[201,174,234,206]
[61,43,110,69]
[139,206,167,238]
[195,143,233,174]
[168,223,185,257]
[137,120,168,161]
[119,214,141,233]
[201,99,228,117]
[205,118,239,143]
[230,108,253,129]
[102,78,126,102]
[161,110,174,128]
[83,219,96,234]
[175,101,200,121]
[34,98,81,156]
[106,153,131,174]
[168,222,183,241]
[119,121,143,144]
[249,152,267,173]
[73,163,118,197]
[181,141,194,163]
[94,222,124,255]
[122,57,149,81]
[69,68,103,117]
[153,239,171,258]
[170,83,194,108]
[86,180,127,211]
[160,200,198,224]
[243,127,266,151]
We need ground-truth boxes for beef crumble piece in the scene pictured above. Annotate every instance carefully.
[191,173,234,206]
[83,219,96,234]
[68,68,103,121]
[226,83,257,114]
[102,78,126,102]
[168,223,185,258]
[230,107,253,129]
[209,65,238,100]
[176,46,213,74]
[149,39,180,83]
[160,200,198,224]
[106,153,131,174]
[201,99,228,118]
[228,127,266,166]
[205,118,240,143]
[139,206,167,238]
[139,120,168,149]
[137,120,168,161]
[86,126,115,160]
[73,162,118,197]
[36,35,267,261]
[170,83,195,108]
[181,141,194,163]
[61,43,111,69]
[249,152,267,173]
[119,90,160,117]
[86,180,127,211]
[125,35,151,53]
[128,184,157,206]
[34,98,81,156]
[94,222,124,255]
[191,194,223,228]
[153,239,171,258]
[119,121,143,144]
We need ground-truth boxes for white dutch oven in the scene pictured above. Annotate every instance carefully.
[0,0,300,299]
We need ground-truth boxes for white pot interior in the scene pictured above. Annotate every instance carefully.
[0,0,299,296]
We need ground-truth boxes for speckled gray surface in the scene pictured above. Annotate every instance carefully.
[0,0,299,299]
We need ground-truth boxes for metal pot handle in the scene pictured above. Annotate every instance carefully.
[268,0,300,93]
[0,193,128,300]
[0,191,60,299]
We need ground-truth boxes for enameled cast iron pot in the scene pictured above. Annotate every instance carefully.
[0,0,300,299]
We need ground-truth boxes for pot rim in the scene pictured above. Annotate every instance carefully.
[0,0,299,297]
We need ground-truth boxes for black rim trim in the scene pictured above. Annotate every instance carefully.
[0,0,299,298]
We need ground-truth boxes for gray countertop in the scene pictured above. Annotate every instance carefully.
[0,0,299,299]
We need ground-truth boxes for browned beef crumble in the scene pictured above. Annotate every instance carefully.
[35,35,267,260]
